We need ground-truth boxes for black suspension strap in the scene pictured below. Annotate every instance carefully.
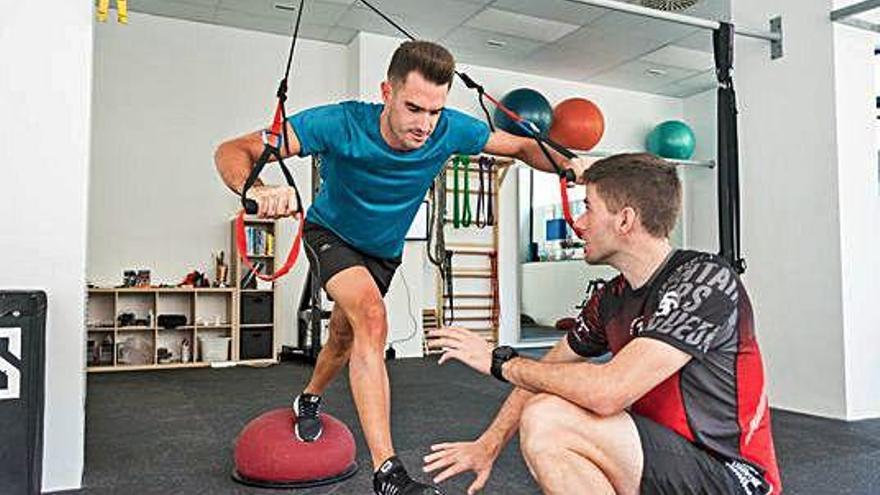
[234,0,307,281]
[713,22,746,274]
[456,72,496,132]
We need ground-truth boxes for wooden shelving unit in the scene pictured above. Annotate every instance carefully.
[230,216,279,364]
[85,287,236,373]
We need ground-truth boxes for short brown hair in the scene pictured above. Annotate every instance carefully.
[387,41,455,87]
[583,153,681,238]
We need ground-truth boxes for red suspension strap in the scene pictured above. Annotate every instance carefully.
[234,0,306,281]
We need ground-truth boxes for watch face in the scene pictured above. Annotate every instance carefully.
[494,346,516,360]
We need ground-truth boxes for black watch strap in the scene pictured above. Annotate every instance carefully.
[491,346,518,382]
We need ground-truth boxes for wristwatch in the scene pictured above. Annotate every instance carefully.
[491,346,519,382]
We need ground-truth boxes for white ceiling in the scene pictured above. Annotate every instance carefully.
[122,0,731,97]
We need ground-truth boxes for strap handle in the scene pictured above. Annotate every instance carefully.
[235,139,304,282]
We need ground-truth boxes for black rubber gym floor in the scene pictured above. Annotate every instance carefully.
[69,358,879,494]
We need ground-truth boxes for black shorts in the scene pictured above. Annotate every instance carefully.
[302,221,401,296]
[633,414,769,495]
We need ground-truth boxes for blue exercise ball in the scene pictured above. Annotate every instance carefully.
[492,88,553,138]
[646,120,696,160]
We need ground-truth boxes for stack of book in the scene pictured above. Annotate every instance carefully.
[244,227,274,256]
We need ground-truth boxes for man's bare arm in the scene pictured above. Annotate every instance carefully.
[502,337,692,416]
[482,130,589,181]
[213,122,302,217]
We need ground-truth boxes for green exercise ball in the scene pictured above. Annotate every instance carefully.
[646,120,696,160]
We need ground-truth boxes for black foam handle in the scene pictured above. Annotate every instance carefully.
[544,137,577,160]
[243,198,258,215]
[456,71,480,90]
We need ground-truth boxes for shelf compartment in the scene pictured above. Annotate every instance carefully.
[156,328,195,365]
[156,291,193,328]
[115,330,155,366]
[195,291,232,328]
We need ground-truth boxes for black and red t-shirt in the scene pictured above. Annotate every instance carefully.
[567,250,782,494]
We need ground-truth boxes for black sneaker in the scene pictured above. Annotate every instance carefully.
[373,456,443,495]
[292,393,323,442]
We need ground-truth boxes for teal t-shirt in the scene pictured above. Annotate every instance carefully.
[288,101,490,259]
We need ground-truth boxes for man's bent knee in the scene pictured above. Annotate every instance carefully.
[350,296,388,341]
[520,394,574,454]
[521,394,577,428]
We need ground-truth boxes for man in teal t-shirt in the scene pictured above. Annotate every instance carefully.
[215,40,586,495]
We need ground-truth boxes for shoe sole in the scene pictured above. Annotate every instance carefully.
[293,396,323,442]
[294,422,323,442]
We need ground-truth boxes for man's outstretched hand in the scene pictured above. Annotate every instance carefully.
[427,327,493,376]
[424,439,498,495]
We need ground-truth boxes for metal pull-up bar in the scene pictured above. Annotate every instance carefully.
[831,0,880,32]
[562,0,783,57]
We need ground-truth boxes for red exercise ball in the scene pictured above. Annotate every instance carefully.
[233,408,358,488]
[549,98,605,151]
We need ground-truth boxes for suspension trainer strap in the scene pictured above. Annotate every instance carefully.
[235,146,304,281]
[234,0,306,281]
[456,72,496,132]
[713,22,746,274]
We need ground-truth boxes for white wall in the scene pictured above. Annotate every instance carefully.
[734,0,848,418]
[89,13,349,347]
[682,89,719,252]
[832,20,880,419]
[0,1,92,491]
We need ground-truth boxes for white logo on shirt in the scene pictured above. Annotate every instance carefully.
[655,291,680,318]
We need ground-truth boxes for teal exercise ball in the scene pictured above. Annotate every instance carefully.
[492,88,553,138]
[646,120,696,160]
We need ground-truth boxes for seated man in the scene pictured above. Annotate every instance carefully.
[426,153,782,495]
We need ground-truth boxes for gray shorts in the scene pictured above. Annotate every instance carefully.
[633,414,770,495]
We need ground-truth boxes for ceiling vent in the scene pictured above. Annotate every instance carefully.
[640,0,700,12]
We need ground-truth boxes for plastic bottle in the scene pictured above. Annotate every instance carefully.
[181,338,191,363]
